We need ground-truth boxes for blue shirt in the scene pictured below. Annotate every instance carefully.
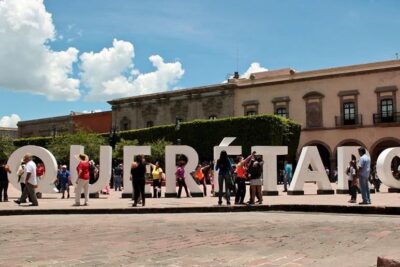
[358,154,370,178]
[284,163,293,179]
[57,170,70,184]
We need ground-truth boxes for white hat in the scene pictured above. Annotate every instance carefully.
[62,165,67,168]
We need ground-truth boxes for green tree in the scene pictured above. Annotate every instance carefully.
[0,135,15,161]
[144,138,173,165]
[113,139,139,161]
[47,130,106,164]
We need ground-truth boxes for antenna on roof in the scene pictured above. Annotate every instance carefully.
[236,47,240,76]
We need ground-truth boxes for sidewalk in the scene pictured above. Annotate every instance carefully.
[1,183,399,216]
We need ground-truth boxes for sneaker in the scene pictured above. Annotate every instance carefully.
[218,201,222,205]
[358,202,368,205]
[14,200,21,205]
[28,204,38,206]
[258,202,263,205]
[83,203,89,206]
[72,203,80,206]
[132,203,137,207]
[348,200,356,203]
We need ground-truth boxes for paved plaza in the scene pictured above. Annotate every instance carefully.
[0,212,399,266]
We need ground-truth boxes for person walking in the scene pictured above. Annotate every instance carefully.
[14,153,39,206]
[74,154,90,206]
[0,160,11,202]
[57,165,71,199]
[216,150,233,205]
[150,161,163,198]
[131,155,146,207]
[357,147,371,205]
[176,160,190,198]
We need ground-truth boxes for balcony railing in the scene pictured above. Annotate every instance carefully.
[373,112,400,124]
[335,114,363,127]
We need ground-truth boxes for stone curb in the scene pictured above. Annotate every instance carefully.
[0,204,399,216]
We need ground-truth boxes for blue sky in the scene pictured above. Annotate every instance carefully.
[0,0,400,126]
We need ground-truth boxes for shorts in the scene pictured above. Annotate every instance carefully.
[250,178,263,186]
[60,182,69,191]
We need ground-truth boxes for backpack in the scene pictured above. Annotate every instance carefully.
[249,162,262,179]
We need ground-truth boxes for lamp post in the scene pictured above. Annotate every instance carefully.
[109,125,117,150]
[175,117,181,145]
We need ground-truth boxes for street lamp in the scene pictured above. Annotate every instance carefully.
[109,125,117,150]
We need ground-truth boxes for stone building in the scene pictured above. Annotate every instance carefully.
[18,111,112,138]
[109,59,400,170]
[0,127,18,139]
[108,84,235,130]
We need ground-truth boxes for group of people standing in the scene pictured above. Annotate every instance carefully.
[347,147,372,204]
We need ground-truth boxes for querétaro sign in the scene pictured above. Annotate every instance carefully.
[6,137,400,196]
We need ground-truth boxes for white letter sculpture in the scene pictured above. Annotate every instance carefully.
[288,146,334,195]
[122,146,152,198]
[165,145,203,197]
[213,137,242,195]
[376,147,400,191]
[8,145,58,194]
[252,146,288,196]
[70,145,112,197]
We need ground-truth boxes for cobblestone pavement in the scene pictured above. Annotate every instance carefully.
[0,212,399,267]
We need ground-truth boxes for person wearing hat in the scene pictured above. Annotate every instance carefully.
[74,154,90,206]
[57,165,71,199]
[14,153,39,206]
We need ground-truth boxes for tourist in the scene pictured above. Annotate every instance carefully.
[357,147,371,205]
[0,160,11,202]
[74,154,90,206]
[176,159,190,198]
[57,165,71,199]
[346,157,358,203]
[193,164,207,196]
[234,154,253,205]
[216,150,233,205]
[14,153,39,206]
[113,163,123,191]
[89,160,98,184]
[150,161,163,198]
[131,155,146,207]
[248,156,264,205]
[283,160,293,192]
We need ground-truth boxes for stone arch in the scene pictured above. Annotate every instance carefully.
[300,140,333,173]
[333,139,367,162]
[370,137,400,163]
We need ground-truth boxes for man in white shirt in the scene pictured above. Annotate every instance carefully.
[14,153,39,206]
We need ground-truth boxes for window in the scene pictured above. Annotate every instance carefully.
[303,91,324,128]
[146,121,154,128]
[275,107,288,118]
[120,116,131,131]
[343,102,355,125]
[208,115,217,120]
[381,99,394,122]
[242,100,259,116]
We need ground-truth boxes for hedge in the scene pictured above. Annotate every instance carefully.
[118,115,301,160]
[13,114,301,161]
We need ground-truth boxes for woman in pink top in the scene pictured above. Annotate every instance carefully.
[175,160,190,198]
[74,154,90,206]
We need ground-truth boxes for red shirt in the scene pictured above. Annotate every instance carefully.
[36,166,45,176]
[77,161,90,180]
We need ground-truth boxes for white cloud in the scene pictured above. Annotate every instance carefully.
[241,62,268,78]
[0,0,80,101]
[0,114,21,128]
[80,39,184,101]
